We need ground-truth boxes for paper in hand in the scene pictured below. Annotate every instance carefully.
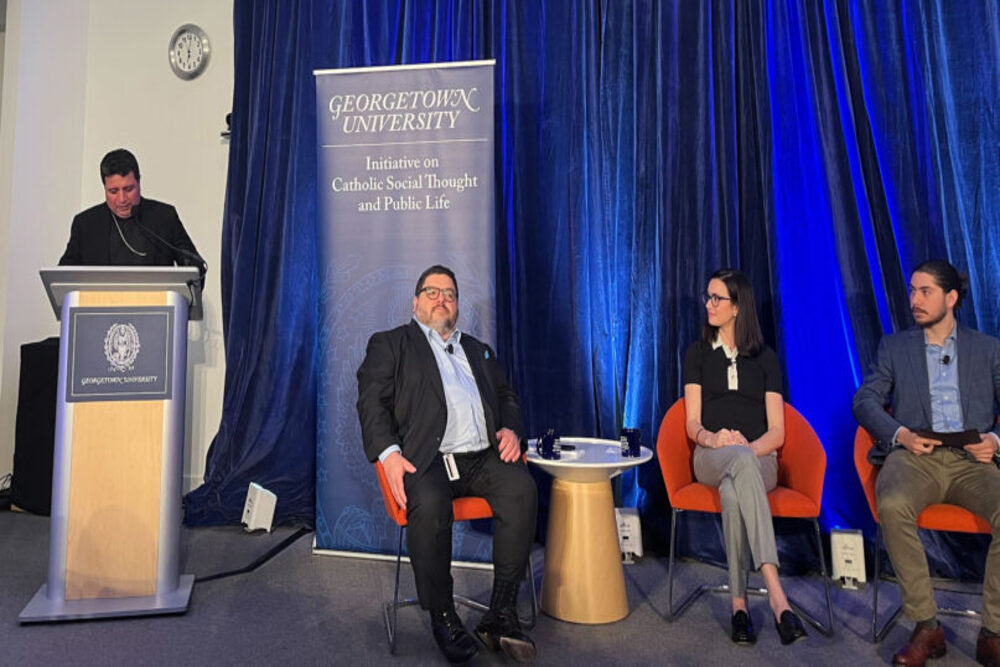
[914,429,980,449]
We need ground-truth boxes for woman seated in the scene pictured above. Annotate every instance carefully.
[682,268,807,646]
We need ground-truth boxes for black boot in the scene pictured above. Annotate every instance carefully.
[475,578,536,663]
[429,607,479,664]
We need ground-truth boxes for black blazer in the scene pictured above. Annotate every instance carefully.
[59,198,201,267]
[356,320,526,478]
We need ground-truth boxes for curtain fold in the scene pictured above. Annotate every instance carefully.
[188,1,1000,577]
[185,1,318,525]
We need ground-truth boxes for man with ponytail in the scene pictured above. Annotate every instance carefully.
[854,259,1000,666]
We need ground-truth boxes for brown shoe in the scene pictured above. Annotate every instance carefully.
[978,629,1000,666]
[893,623,946,666]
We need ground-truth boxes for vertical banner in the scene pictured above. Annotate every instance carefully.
[314,61,496,557]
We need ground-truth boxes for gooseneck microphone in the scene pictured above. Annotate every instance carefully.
[132,202,209,277]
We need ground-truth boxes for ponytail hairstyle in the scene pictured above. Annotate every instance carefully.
[913,259,969,313]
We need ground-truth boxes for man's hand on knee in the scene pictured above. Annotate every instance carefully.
[384,451,416,509]
[496,428,521,463]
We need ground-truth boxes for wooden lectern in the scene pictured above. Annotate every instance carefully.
[20,267,201,622]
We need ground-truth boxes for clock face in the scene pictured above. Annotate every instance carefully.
[169,25,211,80]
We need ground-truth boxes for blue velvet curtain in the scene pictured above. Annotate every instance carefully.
[188,0,1000,578]
[184,1,319,525]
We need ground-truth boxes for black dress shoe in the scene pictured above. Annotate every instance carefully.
[430,608,479,664]
[775,610,808,645]
[731,610,757,645]
[474,579,536,663]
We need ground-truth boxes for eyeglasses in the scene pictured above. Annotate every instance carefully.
[702,292,732,307]
[418,286,457,302]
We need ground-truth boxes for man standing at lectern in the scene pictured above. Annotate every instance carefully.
[356,265,537,664]
[59,148,204,273]
[853,259,1000,667]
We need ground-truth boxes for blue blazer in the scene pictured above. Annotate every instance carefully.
[853,324,1000,464]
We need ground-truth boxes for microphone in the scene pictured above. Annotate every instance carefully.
[132,202,208,278]
[447,344,454,355]
[941,355,951,365]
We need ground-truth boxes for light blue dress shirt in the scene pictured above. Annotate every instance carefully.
[926,329,962,432]
[892,327,999,451]
[378,319,490,463]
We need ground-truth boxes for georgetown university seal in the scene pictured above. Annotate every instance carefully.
[104,322,141,372]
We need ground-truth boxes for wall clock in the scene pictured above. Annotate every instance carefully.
[168,24,211,80]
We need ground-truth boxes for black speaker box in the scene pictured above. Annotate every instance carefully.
[11,337,60,515]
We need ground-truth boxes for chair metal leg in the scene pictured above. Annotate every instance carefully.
[382,526,541,654]
[785,518,834,636]
[870,523,980,643]
[453,594,489,614]
[872,521,908,643]
[667,510,834,635]
[521,555,539,629]
[383,526,402,653]
[455,556,539,628]
[666,508,721,620]
[383,525,420,654]
[871,523,896,642]
[872,523,906,643]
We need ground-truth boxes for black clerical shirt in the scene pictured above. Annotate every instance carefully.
[59,198,201,268]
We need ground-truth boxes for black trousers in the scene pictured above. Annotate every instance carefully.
[404,447,538,611]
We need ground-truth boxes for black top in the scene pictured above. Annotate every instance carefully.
[59,198,201,268]
[682,340,783,442]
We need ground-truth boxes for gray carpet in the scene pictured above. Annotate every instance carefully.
[0,510,982,665]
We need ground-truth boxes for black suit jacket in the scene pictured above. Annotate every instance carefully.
[59,198,201,268]
[356,320,526,478]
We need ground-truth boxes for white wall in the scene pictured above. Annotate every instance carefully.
[0,0,233,492]
[0,0,7,118]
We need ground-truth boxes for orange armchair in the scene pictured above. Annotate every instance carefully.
[656,398,833,635]
[374,460,537,654]
[854,426,988,641]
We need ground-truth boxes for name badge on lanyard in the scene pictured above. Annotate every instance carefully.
[443,453,460,481]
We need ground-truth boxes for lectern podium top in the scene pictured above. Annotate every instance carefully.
[40,266,203,321]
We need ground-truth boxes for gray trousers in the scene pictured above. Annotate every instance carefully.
[876,447,1000,630]
[693,445,779,597]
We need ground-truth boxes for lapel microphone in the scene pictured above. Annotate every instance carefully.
[447,344,454,355]
[941,355,951,365]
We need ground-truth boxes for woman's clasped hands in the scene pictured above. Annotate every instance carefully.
[710,428,749,448]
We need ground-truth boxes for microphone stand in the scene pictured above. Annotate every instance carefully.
[131,204,208,311]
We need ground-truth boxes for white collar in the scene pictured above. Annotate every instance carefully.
[712,336,738,359]
[413,317,461,348]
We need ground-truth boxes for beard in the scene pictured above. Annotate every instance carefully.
[431,313,458,336]
[429,314,456,335]
[417,304,457,336]
[913,307,946,329]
